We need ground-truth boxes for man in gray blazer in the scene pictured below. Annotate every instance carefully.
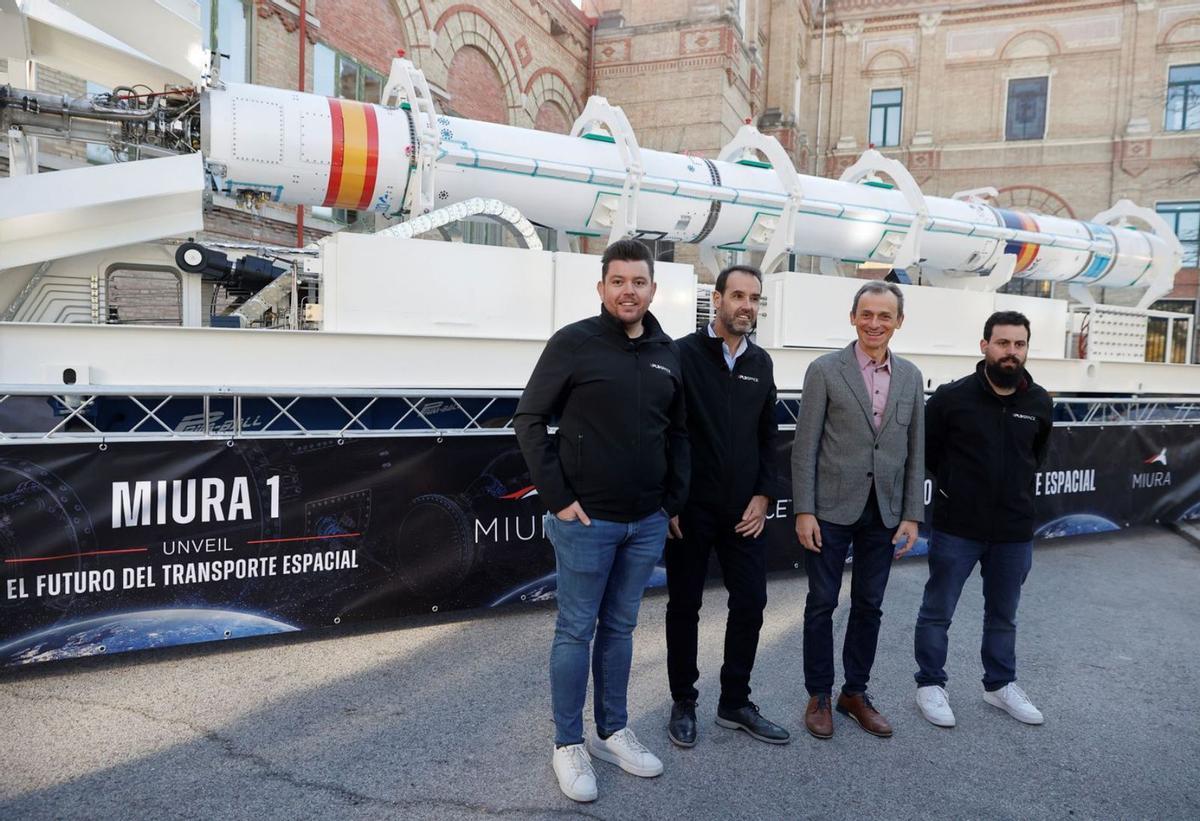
[792,280,924,740]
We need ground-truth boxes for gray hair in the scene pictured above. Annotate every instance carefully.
[851,280,904,317]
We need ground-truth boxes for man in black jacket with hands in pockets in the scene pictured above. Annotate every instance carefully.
[515,239,689,803]
[665,264,790,748]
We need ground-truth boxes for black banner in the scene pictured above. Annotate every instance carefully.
[1,424,1197,666]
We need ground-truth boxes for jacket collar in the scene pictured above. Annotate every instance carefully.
[598,305,670,344]
[693,325,756,357]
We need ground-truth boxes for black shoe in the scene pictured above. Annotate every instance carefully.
[668,699,697,748]
[715,702,791,745]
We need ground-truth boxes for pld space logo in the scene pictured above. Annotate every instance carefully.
[1132,448,1171,489]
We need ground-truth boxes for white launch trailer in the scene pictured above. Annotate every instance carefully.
[0,1,1196,409]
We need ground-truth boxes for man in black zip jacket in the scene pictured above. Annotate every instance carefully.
[514,239,688,803]
[664,265,790,748]
[913,310,1053,730]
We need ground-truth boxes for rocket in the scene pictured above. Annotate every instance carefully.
[1,61,1175,296]
[202,80,1180,298]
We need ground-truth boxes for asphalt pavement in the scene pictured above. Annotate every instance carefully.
[2,526,1198,820]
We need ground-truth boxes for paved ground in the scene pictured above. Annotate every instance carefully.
[1,526,1198,820]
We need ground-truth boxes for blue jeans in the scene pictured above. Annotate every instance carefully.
[914,530,1033,692]
[803,494,896,696]
[545,510,668,746]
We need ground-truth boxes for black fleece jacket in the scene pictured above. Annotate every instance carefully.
[925,361,1054,542]
[514,308,689,522]
[677,328,780,510]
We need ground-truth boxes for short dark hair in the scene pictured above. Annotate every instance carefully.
[715,264,763,294]
[601,239,654,281]
[851,280,904,317]
[984,310,1031,342]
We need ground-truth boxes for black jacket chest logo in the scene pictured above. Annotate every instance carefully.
[649,362,673,377]
[736,373,759,383]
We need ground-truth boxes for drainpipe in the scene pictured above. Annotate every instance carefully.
[586,7,596,99]
[296,0,307,247]
[813,0,827,176]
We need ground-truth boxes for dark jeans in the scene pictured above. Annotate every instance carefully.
[803,493,896,696]
[665,504,768,709]
[914,529,1033,692]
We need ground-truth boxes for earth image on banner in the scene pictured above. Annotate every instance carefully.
[1035,514,1121,540]
[0,608,299,666]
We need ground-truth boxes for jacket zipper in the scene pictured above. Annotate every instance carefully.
[726,355,736,491]
[634,344,641,509]
[995,403,1006,535]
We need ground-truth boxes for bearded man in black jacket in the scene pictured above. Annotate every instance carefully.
[515,239,689,803]
[664,265,790,748]
[914,310,1053,729]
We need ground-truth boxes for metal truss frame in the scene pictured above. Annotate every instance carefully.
[0,388,1196,445]
[775,394,1200,430]
[0,386,523,444]
[1051,397,1200,426]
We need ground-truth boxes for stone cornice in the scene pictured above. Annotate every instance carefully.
[828,0,1128,35]
[593,53,730,78]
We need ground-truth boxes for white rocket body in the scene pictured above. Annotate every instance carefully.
[203,82,1174,291]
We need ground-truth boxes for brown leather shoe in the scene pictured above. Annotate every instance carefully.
[804,694,834,739]
[836,691,893,737]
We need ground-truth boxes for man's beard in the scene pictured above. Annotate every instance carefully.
[985,357,1024,389]
[719,307,755,336]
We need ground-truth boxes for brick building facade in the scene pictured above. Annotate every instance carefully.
[806,0,1200,311]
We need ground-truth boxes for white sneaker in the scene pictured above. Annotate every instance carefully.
[587,727,663,777]
[916,685,956,727]
[983,683,1044,725]
[552,744,598,802]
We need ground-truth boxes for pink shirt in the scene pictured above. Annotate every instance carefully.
[854,341,892,430]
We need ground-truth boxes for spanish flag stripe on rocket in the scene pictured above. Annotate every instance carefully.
[357,104,381,211]
[1000,209,1040,274]
[323,98,381,210]
[323,98,345,207]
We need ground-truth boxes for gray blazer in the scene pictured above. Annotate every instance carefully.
[791,343,925,528]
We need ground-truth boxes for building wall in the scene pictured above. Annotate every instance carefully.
[589,0,768,155]
[805,0,1200,308]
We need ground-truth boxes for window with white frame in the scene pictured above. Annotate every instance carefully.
[1006,76,1048,141]
[1157,202,1200,267]
[1165,64,1200,132]
[869,88,902,147]
[199,0,251,84]
[312,43,384,104]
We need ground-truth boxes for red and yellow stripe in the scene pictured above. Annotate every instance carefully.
[999,209,1040,274]
[323,98,380,210]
